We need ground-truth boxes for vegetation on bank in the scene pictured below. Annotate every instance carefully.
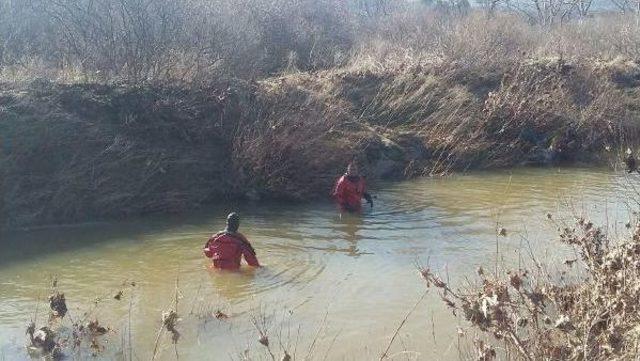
[2,55,638,228]
[3,1,640,227]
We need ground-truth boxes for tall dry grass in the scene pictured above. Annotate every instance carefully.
[3,1,640,84]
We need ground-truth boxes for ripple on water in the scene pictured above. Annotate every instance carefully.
[201,242,328,302]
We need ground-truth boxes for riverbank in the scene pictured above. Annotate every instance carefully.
[1,57,637,228]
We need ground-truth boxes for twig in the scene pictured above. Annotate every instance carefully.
[151,275,181,361]
[250,310,276,361]
[305,309,329,360]
[151,324,166,361]
[321,328,342,361]
[128,292,133,361]
[173,276,180,361]
[379,289,429,360]
[507,330,532,361]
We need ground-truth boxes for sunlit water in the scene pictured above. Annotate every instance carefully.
[0,167,637,360]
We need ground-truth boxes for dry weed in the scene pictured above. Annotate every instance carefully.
[425,216,640,360]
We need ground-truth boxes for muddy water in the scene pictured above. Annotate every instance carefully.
[0,168,636,360]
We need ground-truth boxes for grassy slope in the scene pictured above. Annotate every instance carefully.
[2,57,639,227]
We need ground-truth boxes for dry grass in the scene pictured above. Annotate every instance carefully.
[3,1,640,84]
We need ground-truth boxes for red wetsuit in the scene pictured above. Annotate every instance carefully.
[332,174,367,212]
[203,232,260,270]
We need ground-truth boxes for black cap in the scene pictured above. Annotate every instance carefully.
[226,212,240,232]
[227,212,239,222]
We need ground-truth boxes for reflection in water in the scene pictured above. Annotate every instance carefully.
[335,212,367,257]
[0,167,637,360]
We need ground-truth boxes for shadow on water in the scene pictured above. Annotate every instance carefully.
[0,218,191,269]
[0,200,323,269]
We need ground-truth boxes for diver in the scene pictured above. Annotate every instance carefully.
[332,161,374,213]
[203,213,261,270]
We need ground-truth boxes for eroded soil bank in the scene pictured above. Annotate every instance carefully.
[2,58,638,227]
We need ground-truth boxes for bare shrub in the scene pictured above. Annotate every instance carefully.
[438,13,533,68]
[424,216,640,360]
[353,9,640,73]
[231,77,361,199]
[0,0,356,83]
[4,1,640,84]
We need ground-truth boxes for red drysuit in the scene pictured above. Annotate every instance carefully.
[332,175,367,212]
[203,232,260,270]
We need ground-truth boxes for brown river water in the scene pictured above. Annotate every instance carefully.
[0,167,637,360]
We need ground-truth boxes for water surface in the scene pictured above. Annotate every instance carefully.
[0,167,636,360]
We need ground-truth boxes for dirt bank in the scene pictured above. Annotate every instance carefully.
[2,58,638,228]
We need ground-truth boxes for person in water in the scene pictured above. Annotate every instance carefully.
[332,162,373,213]
[203,213,261,270]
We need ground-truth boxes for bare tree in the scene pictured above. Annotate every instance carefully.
[475,0,507,15]
[353,0,396,17]
[512,0,579,26]
[609,0,640,14]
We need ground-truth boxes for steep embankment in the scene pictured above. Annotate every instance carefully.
[2,58,639,228]
[0,82,247,227]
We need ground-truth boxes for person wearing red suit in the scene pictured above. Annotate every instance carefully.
[203,213,261,270]
[332,162,374,213]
